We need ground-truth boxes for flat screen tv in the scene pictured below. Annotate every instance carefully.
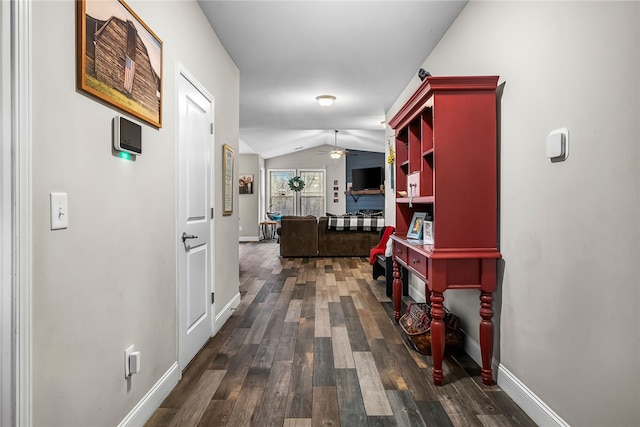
[351,166,383,190]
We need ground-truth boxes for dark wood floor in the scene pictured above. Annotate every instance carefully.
[146,241,536,427]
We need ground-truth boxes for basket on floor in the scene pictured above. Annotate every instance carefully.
[399,302,463,356]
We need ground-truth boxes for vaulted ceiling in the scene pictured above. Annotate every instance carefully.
[198,1,467,159]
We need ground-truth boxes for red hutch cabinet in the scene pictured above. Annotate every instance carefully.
[388,76,501,386]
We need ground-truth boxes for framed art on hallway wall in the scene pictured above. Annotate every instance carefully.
[239,174,254,194]
[223,144,234,215]
[77,0,163,127]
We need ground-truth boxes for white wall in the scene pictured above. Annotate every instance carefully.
[239,154,260,240]
[387,2,640,426]
[31,1,239,425]
[266,145,347,215]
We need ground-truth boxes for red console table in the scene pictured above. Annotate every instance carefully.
[391,237,500,385]
[388,76,501,386]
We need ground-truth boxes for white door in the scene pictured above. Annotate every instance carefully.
[177,69,214,369]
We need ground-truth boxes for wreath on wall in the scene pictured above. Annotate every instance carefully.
[288,176,305,192]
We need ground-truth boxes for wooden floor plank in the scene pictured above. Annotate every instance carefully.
[274,321,299,362]
[313,337,335,387]
[285,350,314,418]
[328,302,345,327]
[167,370,226,427]
[415,400,455,427]
[388,344,437,402]
[196,399,236,427]
[224,388,263,426]
[284,419,312,427]
[353,352,393,416]
[340,295,358,318]
[312,386,340,427]
[211,344,258,400]
[252,360,293,426]
[345,316,370,352]
[386,389,426,426]
[314,306,331,338]
[335,369,368,426]
[358,308,384,340]
[368,339,407,391]
[242,338,278,389]
[285,299,303,322]
[331,326,355,369]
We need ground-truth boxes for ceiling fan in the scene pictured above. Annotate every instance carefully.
[317,130,353,159]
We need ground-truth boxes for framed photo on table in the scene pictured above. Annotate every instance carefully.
[423,220,434,244]
[407,212,427,240]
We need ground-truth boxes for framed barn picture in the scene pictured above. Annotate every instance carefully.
[77,0,163,128]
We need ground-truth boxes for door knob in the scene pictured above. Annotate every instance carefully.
[181,232,198,243]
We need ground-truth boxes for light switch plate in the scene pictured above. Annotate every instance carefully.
[50,192,68,230]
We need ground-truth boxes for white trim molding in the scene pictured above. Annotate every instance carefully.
[1,2,13,424]
[1,0,33,426]
[117,363,180,427]
[213,291,240,336]
[239,236,260,243]
[462,332,569,427]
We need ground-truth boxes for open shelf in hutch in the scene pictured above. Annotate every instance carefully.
[388,76,501,386]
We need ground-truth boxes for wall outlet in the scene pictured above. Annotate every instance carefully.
[239,225,243,231]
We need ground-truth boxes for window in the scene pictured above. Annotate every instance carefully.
[267,168,325,217]
[268,169,295,215]
[299,170,325,217]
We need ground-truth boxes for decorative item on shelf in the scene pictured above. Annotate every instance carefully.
[407,171,420,207]
[288,176,305,192]
[397,190,407,197]
[407,212,427,240]
[423,220,434,244]
[418,68,431,81]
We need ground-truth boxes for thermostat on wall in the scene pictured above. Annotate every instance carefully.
[113,115,142,156]
[546,128,568,161]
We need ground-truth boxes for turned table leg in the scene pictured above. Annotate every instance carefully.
[430,291,445,385]
[479,291,494,385]
[393,259,403,322]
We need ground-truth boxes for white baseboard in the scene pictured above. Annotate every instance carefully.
[462,332,568,427]
[407,282,427,303]
[117,294,240,427]
[213,291,241,335]
[117,362,180,427]
[239,236,259,242]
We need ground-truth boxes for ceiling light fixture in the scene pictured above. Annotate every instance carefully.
[329,130,346,159]
[315,95,336,107]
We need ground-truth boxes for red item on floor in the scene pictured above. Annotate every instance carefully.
[369,226,395,265]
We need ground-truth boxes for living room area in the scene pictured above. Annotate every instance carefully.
[238,140,390,259]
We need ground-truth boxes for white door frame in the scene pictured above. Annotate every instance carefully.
[175,63,216,368]
[1,0,32,425]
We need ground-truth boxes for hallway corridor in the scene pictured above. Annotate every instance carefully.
[145,241,535,426]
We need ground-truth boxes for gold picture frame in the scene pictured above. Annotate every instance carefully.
[223,144,234,216]
[77,0,163,128]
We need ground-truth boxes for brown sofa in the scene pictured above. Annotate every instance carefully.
[278,216,319,257]
[278,216,381,257]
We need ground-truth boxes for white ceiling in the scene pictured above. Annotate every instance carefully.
[198,1,467,159]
